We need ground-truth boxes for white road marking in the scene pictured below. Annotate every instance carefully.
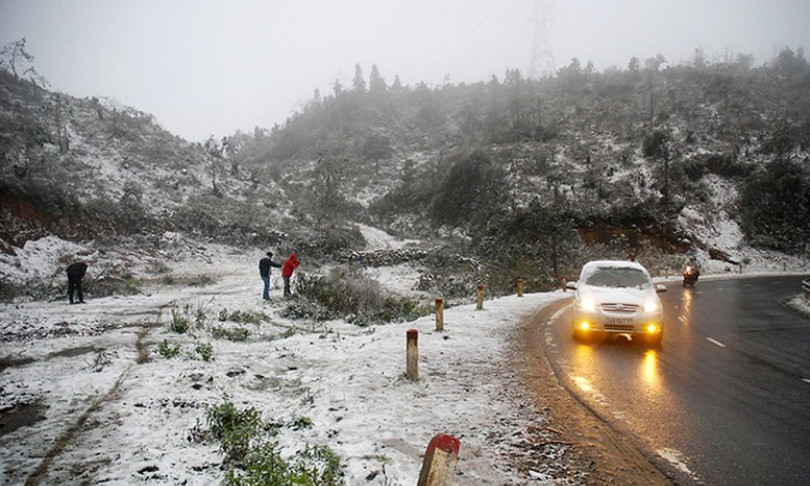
[802,378,810,385]
[706,337,726,348]
[551,306,568,321]
[679,315,688,324]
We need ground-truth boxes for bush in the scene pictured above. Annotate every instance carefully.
[294,268,427,324]
[157,340,180,359]
[170,307,190,333]
[199,398,345,486]
[218,308,265,324]
[739,159,810,254]
[211,325,251,342]
[206,398,264,464]
[195,342,214,361]
[293,225,366,260]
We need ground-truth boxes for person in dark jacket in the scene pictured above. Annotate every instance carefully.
[259,252,282,300]
[281,252,300,297]
[66,261,88,304]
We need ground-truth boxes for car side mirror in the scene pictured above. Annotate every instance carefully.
[655,284,667,293]
[565,281,578,291]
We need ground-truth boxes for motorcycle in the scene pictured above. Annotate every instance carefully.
[683,266,697,287]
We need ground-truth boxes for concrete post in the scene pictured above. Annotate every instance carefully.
[417,433,461,486]
[435,298,444,332]
[406,329,418,381]
[476,285,484,310]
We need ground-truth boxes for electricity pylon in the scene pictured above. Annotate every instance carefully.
[528,0,555,79]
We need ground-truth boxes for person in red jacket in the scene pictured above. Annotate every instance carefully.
[281,252,300,297]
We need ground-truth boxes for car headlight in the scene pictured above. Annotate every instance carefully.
[578,297,596,312]
[643,300,660,313]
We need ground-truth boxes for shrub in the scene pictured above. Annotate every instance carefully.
[294,268,427,324]
[739,159,810,254]
[201,398,345,486]
[157,339,180,359]
[169,307,190,333]
[206,398,263,464]
[211,325,251,342]
[289,416,313,430]
[195,342,214,361]
[219,308,265,324]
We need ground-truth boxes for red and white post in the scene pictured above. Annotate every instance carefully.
[417,433,461,486]
[435,298,444,331]
[406,329,418,381]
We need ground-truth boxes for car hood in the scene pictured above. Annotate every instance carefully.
[578,285,658,305]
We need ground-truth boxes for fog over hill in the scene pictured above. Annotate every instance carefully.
[1,45,810,301]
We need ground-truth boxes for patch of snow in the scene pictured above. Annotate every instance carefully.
[657,448,700,482]
[0,236,90,287]
[356,223,418,250]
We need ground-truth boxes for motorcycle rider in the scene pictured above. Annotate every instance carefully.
[682,255,701,282]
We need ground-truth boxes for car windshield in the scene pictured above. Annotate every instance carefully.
[584,267,651,289]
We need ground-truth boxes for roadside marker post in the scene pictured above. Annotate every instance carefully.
[517,278,524,297]
[406,329,418,381]
[417,433,461,486]
[476,285,484,310]
[435,298,444,331]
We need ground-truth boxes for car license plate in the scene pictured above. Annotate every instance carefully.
[607,317,632,325]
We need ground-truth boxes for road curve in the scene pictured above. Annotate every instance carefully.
[541,275,810,486]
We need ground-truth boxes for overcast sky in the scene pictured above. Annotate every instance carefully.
[2,0,808,142]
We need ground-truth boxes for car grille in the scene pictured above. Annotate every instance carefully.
[604,323,636,332]
[600,303,639,313]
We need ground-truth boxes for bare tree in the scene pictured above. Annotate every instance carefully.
[645,54,667,129]
[0,38,48,88]
[204,136,228,195]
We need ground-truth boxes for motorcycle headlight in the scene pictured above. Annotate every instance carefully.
[643,300,660,313]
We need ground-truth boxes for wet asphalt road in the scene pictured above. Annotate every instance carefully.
[544,275,810,485]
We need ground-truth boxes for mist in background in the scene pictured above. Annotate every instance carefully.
[2,0,808,141]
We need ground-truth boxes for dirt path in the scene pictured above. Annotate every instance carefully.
[22,304,169,486]
[511,300,676,485]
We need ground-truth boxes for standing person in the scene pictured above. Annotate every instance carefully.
[66,261,88,304]
[259,252,282,301]
[281,252,300,297]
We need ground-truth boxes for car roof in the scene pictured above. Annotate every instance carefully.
[579,259,650,276]
[582,259,646,270]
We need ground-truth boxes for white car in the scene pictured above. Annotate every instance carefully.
[566,260,667,346]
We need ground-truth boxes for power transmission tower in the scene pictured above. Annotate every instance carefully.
[528,0,555,79]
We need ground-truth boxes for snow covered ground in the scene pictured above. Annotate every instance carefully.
[1,226,808,485]
[0,229,579,485]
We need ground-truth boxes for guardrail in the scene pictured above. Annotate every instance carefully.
[803,278,810,300]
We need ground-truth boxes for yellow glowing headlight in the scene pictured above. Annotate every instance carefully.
[579,297,596,312]
[646,324,659,333]
[579,321,591,331]
[643,300,659,313]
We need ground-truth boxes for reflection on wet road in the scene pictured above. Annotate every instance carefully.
[545,275,810,485]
